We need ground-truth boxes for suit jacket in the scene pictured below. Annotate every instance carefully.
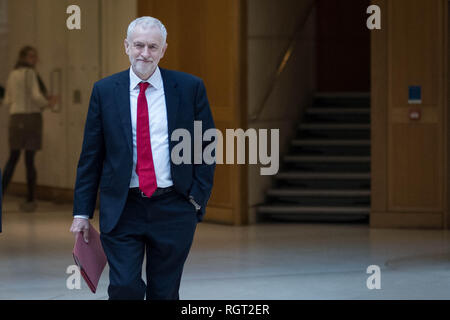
[73,68,216,234]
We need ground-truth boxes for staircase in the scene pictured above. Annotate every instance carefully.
[257,92,371,222]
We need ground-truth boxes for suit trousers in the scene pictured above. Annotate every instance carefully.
[100,189,198,300]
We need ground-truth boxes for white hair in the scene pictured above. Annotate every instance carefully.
[126,16,167,43]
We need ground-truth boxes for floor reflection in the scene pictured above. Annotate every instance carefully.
[1,195,450,300]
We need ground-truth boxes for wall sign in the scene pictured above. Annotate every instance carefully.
[408,86,422,104]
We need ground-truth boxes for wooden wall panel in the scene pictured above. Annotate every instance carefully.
[208,121,232,207]
[389,124,441,210]
[446,1,450,229]
[137,1,181,70]
[138,0,247,225]
[371,0,388,213]
[388,0,444,215]
[371,0,447,228]
[390,0,440,107]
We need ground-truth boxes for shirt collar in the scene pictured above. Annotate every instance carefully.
[129,66,162,91]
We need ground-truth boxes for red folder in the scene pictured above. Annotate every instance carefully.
[72,224,107,293]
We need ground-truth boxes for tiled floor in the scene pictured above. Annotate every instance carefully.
[0,195,450,300]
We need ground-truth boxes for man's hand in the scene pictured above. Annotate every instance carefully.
[70,218,90,243]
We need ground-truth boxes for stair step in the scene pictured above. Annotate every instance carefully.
[299,123,370,130]
[306,108,370,114]
[257,205,370,215]
[267,189,370,197]
[276,172,371,180]
[258,92,372,222]
[284,155,370,163]
[292,139,370,146]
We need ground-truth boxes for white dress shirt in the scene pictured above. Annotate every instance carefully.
[128,66,173,189]
[74,67,173,220]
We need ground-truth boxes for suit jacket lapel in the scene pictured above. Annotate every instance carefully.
[160,68,180,137]
[114,69,133,155]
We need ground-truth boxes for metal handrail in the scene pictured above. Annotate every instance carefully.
[250,1,316,121]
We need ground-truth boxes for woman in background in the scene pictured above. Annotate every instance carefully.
[1,46,57,212]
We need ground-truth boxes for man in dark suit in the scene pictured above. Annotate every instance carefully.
[70,16,215,300]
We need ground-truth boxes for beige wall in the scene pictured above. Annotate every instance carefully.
[247,0,316,223]
[2,0,136,193]
[1,0,40,182]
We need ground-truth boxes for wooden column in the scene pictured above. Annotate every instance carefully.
[371,0,448,228]
[138,0,248,225]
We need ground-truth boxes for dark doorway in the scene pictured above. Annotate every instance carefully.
[316,0,370,92]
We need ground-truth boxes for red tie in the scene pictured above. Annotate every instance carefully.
[136,82,157,197]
